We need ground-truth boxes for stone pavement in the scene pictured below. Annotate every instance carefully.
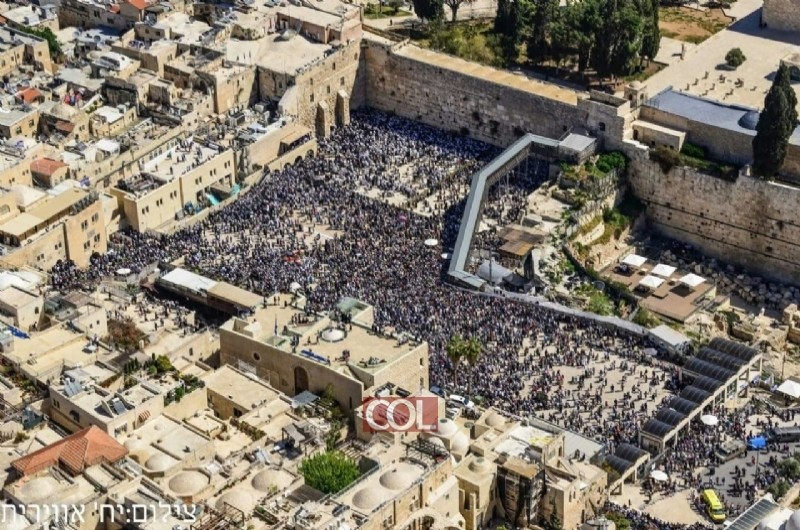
[645,0,800,112]
[654,37,699,66]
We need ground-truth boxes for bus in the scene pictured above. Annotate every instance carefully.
[701,489,727,523]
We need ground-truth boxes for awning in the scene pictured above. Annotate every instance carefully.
[622,254,647,268]
[138,410,151,423]
[777,380,800,399]
[679,273,705,288]
[651,264,677,278]
[639,275,665,290]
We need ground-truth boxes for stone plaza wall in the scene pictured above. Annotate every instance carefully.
[763,0,800,33]
[362,40,583,146]
[629,158,800,283]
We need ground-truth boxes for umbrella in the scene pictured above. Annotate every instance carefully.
[424,238,439,247]
[116,268,132,276]
[650,469,669,482]
[700,414,719,426]
[748,436,767,450]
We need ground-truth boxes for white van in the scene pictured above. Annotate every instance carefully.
[448,394,475,409]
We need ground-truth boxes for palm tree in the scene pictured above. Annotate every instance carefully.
[446,335,464,391]
[462,336,483,399]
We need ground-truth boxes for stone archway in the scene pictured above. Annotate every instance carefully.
[336,90,350,128]
[294,366,309,393]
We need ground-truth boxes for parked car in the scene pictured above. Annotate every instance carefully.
[429,385,446,398]
[448,394,475,409]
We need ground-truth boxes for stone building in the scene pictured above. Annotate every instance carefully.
[763,0,800,33]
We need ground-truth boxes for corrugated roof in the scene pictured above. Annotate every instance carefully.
[160,268,218,294]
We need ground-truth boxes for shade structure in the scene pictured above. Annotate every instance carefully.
[777,379,800,399]
[651,264,677,278]
[700,414,719,426]
[424,238,439,247]
[639,275,665,290]
[650,469,669,482]
[116,268,132,275]
[622,254,647,268]
[679,273,705,289]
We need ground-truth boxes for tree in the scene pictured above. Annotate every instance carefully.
[299,451,360,494]
[446,335,464,390]
[591,0,643,79]
[753,64,798,178]
[725,48,746,68]
[387,0,404,13]
[495,0,523,65]
[412,0,444,21]
[461,336,482,398]
[527,0,559,65]
[444,0,473,22]
[638,0,659,62]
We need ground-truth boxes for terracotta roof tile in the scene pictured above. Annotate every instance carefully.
[31,158,67,177]
[126,0,148,10]
[12,426,128,477]
[16,87,42,104]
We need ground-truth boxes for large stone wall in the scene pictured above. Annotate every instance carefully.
[763,0,800,33]
[362,40,583,146]
[629,158,800,283]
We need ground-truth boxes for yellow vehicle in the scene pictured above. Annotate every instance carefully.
[701,489,727,523]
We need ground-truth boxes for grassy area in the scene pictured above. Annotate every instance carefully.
[364,3,413,19]
[422,21,504,67]
[650,146,738,181]
[659,7,731,44]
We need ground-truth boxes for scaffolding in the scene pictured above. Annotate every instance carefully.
[190,502,244,530]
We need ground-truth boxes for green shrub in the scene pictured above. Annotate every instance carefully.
[596,151,628,173]
[725,47,746,68]
[680,142,706,159]
[299,451,360,494]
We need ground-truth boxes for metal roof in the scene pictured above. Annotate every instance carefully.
[606,454,635,474]
[666,397,700,415]
[696,346,747,371]
[680,386,712,404]
[160,267,218,295]
[641,419,674,438]
[683,358,735,382]
[708,337,759,362]
[655,408,686,427]
[615,443,649,463]
[689,375,725,393]
[725,495,780,530]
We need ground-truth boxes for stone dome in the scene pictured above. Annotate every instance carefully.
[321,328,345,342]
[469,457,492,474]
[251,469,294,492]
[379,463,421,490]
[168,471,209,495]
[21,477,54,498]
[450,431,469,455]
[216,490,253,513]
[485,411,506,428]
[629,81,644,89]
[739,110,760,130]
[787,510,800,530]
[353,487,386,510]
[124,436,146,450]
[435,418,458,438]
[145,453,174,472]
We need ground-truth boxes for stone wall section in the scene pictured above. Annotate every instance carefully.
[629,158,800,282]
[763,0,800,33]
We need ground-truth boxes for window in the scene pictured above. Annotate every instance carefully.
[253,352,261,361]
[310,94,314,103]
[69,410,80,423]
[599,122,606,131]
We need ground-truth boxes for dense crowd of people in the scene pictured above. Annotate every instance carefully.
[49,110,779,529]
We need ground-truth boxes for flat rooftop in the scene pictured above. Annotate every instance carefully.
[203,365,280,410]
[225,33,330,75]
[397,45,580,105]
[224,294,424,374]
[142,138,223,180]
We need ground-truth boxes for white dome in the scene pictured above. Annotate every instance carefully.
[469,457,492,474]
[321,328,345,342]
[353,487,386,511]
[435,418,458,438]
[450,431,469,455]
[168,471,209,495]
[145,453,174,472]
[428,437,446,449]
[251,469,294,491]
[787,510,800,530]
[216,490,253,513]
[379,463,421,490]
[485,412,506,428]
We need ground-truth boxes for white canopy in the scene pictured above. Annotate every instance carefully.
[622,254,647,268]
[650,469,669,482]
[639,275,665,290]
[679,273,706,288]
[424,238,439,247]
[651,264,677,278]
[777,379,800,399]
[700,414,718,426]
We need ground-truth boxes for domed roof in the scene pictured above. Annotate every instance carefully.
[469,457,492,474]
[739,110,760,130]
[629,81,644,89]
[353,487,386,510]
[435,418,458,438]
[145,453,174,472]
[216,490,253,513]
[321,328,345,342]
[124,436,146,450]
[379,463,421,490]
[485,411,506,428]
[787,510,800,530]
[450,431,469,455]
[428,436,446,449]
[168,471,209,495]
[251,469,293,492]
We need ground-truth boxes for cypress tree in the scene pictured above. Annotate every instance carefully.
[752,64,798,178]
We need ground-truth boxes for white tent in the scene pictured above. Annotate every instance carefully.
[679,273,706,289]
[622,254,647,268]
[639,275,665,290]
[651,264,677,278]
[777,379,800,399]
